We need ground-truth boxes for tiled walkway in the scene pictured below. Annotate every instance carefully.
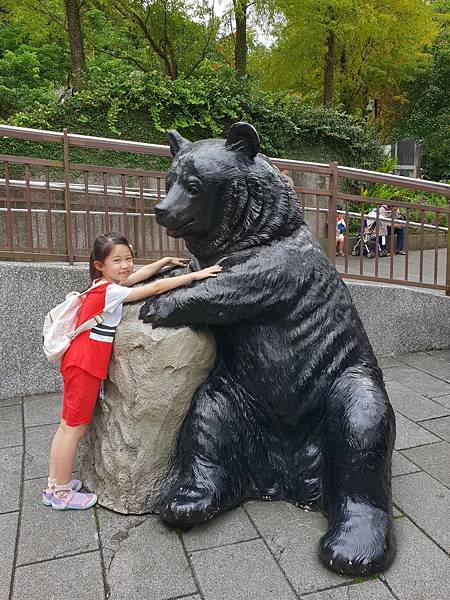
[1,350,449,600]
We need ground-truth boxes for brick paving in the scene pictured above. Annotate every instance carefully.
[1,350,449,600]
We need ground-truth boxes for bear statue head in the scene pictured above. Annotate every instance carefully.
[154,122,303,261]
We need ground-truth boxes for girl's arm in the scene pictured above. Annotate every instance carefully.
[122,257,189,287]
[124,265,222,303]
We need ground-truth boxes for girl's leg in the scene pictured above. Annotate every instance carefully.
[50,420,97,510]
[48,421,67,480]
[51,420,87,485]
[44,420,83,505]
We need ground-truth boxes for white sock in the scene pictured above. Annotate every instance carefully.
[54,483,72,498]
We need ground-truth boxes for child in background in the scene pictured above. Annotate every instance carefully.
[45,232,221,510]
[336,210,346,257]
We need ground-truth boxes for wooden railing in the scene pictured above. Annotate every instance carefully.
[1,125,449,295]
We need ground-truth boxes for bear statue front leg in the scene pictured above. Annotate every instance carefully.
[320,366,396,576]
[158,371,249,527]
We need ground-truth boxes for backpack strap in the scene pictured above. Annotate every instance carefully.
[70,312,104,339]
[69,280,110,339]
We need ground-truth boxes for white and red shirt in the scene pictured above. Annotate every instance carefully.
[61,280,133,379]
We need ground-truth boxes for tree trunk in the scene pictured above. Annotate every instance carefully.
[323,29,335,106]
[234,0,247,77]
[163,34,179,79]
[64,0,86,90]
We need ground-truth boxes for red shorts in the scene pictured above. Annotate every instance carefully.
[61,366,102,427]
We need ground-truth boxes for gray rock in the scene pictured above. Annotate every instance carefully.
[78,302,216,514]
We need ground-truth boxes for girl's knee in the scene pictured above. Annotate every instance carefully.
[60,420,88,438]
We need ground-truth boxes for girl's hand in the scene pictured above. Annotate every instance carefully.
[192,265,222,281]
[164,257,190,267]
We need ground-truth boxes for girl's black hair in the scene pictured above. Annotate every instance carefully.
[89,232,133,281]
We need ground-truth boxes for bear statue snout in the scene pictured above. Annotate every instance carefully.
[154,203,170,225]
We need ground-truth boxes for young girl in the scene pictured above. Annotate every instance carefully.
[45,232,221,510]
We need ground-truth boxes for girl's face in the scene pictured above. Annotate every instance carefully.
[94,244,134,284]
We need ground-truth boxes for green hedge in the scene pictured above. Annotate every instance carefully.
[1,64,383,170]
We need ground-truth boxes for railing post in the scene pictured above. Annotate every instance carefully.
[446,211,450,297]
[327,161,338,264]
[63,128,74,264]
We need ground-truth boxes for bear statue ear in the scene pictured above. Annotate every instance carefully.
[225,122,260,158]
[168,130,190,157]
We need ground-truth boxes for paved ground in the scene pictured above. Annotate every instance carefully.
[336,247,448,291]
[1,350,449,600]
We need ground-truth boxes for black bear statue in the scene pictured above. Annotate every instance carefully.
[140,122,396,576]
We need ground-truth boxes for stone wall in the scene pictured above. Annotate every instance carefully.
[0,261,449,399]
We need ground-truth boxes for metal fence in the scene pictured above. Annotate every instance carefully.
[1,124,449,295]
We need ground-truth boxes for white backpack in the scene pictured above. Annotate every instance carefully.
[42,287,104,364]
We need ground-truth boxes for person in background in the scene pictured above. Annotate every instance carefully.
[336,206,346,257]
[387,204,406,255]
[379,204,406,255]
[280,168,295,188]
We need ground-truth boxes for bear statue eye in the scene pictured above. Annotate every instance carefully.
[189,185,199,196]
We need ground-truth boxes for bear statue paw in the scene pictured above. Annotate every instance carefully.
[139,297,157,322]
[161,483,223,528]
[319,498,395,576]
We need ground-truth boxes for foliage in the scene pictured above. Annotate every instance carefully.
[2,63,383,170]
[0,0,444,180]
[252,0,436,130]
[393,9,450,180]
[359,183,448,228]
[0,8,69,118]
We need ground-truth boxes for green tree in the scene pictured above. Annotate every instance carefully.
[394,5,450,180]
[224,0,275,76]
[254,0,436,122]
[93,0,219,79]
[0,1,69,117]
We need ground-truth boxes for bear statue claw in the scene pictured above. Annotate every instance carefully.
[161,483,222,528]
[139,297,157,322]
[319,499,395,576]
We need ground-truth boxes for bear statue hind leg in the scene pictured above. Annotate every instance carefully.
[158,378,248,528]
[320,367,396,576]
